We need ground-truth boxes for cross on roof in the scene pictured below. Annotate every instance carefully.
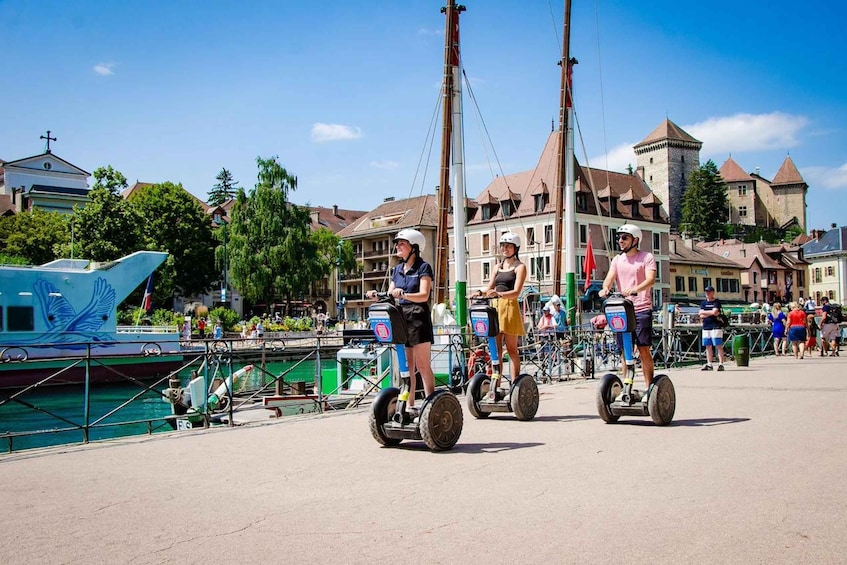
[40,130,57,153]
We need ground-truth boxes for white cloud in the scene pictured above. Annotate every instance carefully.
[803,163,847,190]
[589,142,636,173]
[369,160,399,170]
[93,63,115,76]
[310,123,362,143]
[685,112,808,156]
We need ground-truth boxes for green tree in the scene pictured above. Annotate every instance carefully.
[0,209,69,265]
[228,156,315,311]
[128,181,217,300]
[62,166,143,261]
[207,168,240,207]
[679,160,728,241]
[310,228,358,279]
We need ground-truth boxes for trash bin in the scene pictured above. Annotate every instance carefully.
[733,334,750,367]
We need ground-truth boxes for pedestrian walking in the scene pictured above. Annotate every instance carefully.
[786,302,807,359]
[767,302,787,356]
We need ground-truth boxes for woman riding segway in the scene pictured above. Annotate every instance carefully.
[366,228,435,412]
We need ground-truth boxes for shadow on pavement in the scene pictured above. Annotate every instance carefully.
[387,442,545,453]
[527,414,599,423]
[611,417,751,427]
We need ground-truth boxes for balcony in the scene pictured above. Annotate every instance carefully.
[340,292,362,301]
[310,288,331,299]
[363,249,391,258]
[363,269,390,280]
[340,272,362,281]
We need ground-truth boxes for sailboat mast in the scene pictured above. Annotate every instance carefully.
[435,1,465,307]
[451,53,469,327]
[552,0,572,299]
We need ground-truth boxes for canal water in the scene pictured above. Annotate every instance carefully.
[0,359,335,453]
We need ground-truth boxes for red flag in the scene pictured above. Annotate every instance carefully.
[582,238,596,292]
[141,274,154,311]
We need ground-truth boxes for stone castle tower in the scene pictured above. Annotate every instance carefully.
[634,119,702,229]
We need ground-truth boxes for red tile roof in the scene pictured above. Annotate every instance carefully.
[634,118,701,149]
[719,157,753,182]
[772,156,805,185]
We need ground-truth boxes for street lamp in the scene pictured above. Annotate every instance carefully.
[214,212,229,306]
[336,240,344,322]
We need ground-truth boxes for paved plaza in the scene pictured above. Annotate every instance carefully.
[2,354,846,564]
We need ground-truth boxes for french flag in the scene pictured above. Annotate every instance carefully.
[141,274,154,311]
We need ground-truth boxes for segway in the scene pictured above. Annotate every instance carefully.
[596,293,675,425]
[367,294,463,451]
[465,295,539,420]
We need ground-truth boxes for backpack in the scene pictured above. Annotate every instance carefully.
[715,311,730,329]
[827,304,844,324]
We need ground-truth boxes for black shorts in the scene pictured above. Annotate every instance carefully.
[616,310,653,349]
[401,303,434,347]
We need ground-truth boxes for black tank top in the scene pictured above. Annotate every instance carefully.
[494,268,517,292]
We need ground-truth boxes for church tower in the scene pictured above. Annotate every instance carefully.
[634,119,702,229]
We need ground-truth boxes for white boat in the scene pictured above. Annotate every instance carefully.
[0,251,182,388]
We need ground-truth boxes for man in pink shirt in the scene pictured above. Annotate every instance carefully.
[599,224,657,395]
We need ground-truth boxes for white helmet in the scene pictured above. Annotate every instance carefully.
[617,224,642,244]
[394,228,426,252]
[499,232,521,248]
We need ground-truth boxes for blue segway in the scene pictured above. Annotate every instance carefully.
[596,293,675,425]
[465,295,539,420]
[367,294,463,451]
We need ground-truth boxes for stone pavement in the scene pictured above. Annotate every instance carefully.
[2,354,846,564]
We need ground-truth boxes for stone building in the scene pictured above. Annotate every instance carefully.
[634,119,703,229]
[719,156,808,231]
[0,150,90,214]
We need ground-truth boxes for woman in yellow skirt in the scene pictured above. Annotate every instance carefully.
[482,232,527,379]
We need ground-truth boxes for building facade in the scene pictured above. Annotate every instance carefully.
[456,132,671,311]
[668,235,744,304]
[802,226,847,304]
[0,151,90,213]
[698,239,808,305]
[335,195,438,322]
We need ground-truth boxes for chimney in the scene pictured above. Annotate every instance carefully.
[741,248,746,257]
[332,204,339,217]
[670,239,677,254]
[682,236,693,250]
[310,210,319,224]
[636,166,645,180]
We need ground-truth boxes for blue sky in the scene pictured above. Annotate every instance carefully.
[2,0,845,230]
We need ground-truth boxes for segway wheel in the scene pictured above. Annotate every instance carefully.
[511,374,539,421]
[647,374,676,426]
[596,373,622,423]
[466,373,492,419]
[420,392,463,451]
[369,387,402,446]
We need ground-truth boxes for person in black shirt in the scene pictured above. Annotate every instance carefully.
[699,286,726,371]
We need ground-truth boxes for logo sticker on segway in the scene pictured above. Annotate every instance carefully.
[474,320,488,335]
[609,315,626,331]
[373,322,391,341]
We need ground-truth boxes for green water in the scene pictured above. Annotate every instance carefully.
[0,359,335,453]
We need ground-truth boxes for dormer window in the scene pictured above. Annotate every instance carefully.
[534,193,549,212]
[502,200,513,218]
